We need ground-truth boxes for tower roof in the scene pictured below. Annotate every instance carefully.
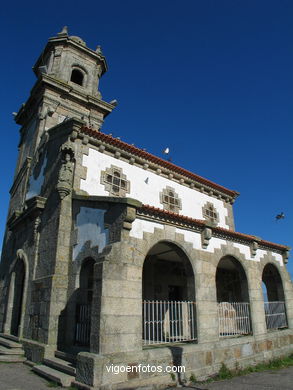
[33,27,108,78]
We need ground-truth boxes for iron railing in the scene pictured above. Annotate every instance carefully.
[75,304,91,346]
[143,300,197,345]
[264,301,287,330]
[218,302,251,338]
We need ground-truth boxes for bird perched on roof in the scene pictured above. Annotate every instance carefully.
[276,212,285,221]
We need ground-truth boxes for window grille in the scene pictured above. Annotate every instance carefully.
[160,187,182,213]
[101,165,130,196]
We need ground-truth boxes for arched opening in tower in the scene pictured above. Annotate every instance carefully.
[70,69,84,86]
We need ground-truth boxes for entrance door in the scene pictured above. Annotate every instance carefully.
[11,261,25,336]
[74,258,94,347]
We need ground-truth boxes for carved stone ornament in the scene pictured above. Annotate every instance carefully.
[201,227,212,249]
[250,241,259,257]
[283,250,290,264]
[56,144,75,199]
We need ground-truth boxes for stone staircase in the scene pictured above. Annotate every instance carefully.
[32,350,76,387]
[0,333,26,362]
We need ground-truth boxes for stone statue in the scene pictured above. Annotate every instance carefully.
[56,149,74,199]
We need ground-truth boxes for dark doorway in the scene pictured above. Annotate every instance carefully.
[168,285,183,301]
[11,260,25,336]
[75,258,94,347]
[216,256,249,302]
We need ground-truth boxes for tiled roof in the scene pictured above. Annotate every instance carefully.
[80,126,239,198]
[138,205,288,252]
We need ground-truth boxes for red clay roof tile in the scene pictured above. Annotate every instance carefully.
[80,126,239,198]
[138,204,288,252]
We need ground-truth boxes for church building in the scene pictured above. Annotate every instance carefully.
[0,28,292,389]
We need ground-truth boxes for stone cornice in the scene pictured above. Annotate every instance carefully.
[138,205,290,254]
[15,75,115,126]
[7,196,46,230]
[34,35,108,75]
[72,191,142,209]
[9,157,32,196]
[78,126,239,204]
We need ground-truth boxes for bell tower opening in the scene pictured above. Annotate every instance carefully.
[70,69,84,86]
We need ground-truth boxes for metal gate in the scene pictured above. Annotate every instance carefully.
[75,304,91,346]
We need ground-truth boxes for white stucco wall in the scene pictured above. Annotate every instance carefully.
[80,148,230,228]
[130,219,283,265]
[73,207,109,261]
[26,155,47,200]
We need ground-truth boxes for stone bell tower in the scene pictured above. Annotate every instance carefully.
[9,27,116,215]
[0,27,116,352]
[14,26,115,179]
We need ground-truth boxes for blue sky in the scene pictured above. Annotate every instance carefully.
[1,1,292,278]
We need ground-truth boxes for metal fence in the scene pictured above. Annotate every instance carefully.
[264,301,287,330]
[218,302,251,338]
[75,304,91,346]
[143,300,197,345]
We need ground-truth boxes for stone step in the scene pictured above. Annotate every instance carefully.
[55,350,76,364]
[44,356,76,376]
[0,354,26,362]
[0,345,24,355]
[32,365,74,387]
[0,333,20,343]
[0,336,23,349]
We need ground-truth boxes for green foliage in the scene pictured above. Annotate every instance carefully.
[206,354,293,383]
[189,373,197,383]
[47,381,60,388]
[218,363,233,380]
[170,372,176,381]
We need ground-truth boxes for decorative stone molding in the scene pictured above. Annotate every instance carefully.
[7,196,46,230]
[201,227,212,249]
[250,241,259,258]
[283,250,290,264]
[123,206,136,231]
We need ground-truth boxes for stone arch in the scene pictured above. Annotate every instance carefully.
[216,255,249,303]
[73,252,99,289]
[5,249,29,337]
[142,240,197,344]
[262,263,285,302]
[216,255,252,337]
[142,240,195,301]
[70,64,88,87]
[262,263,288,330]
